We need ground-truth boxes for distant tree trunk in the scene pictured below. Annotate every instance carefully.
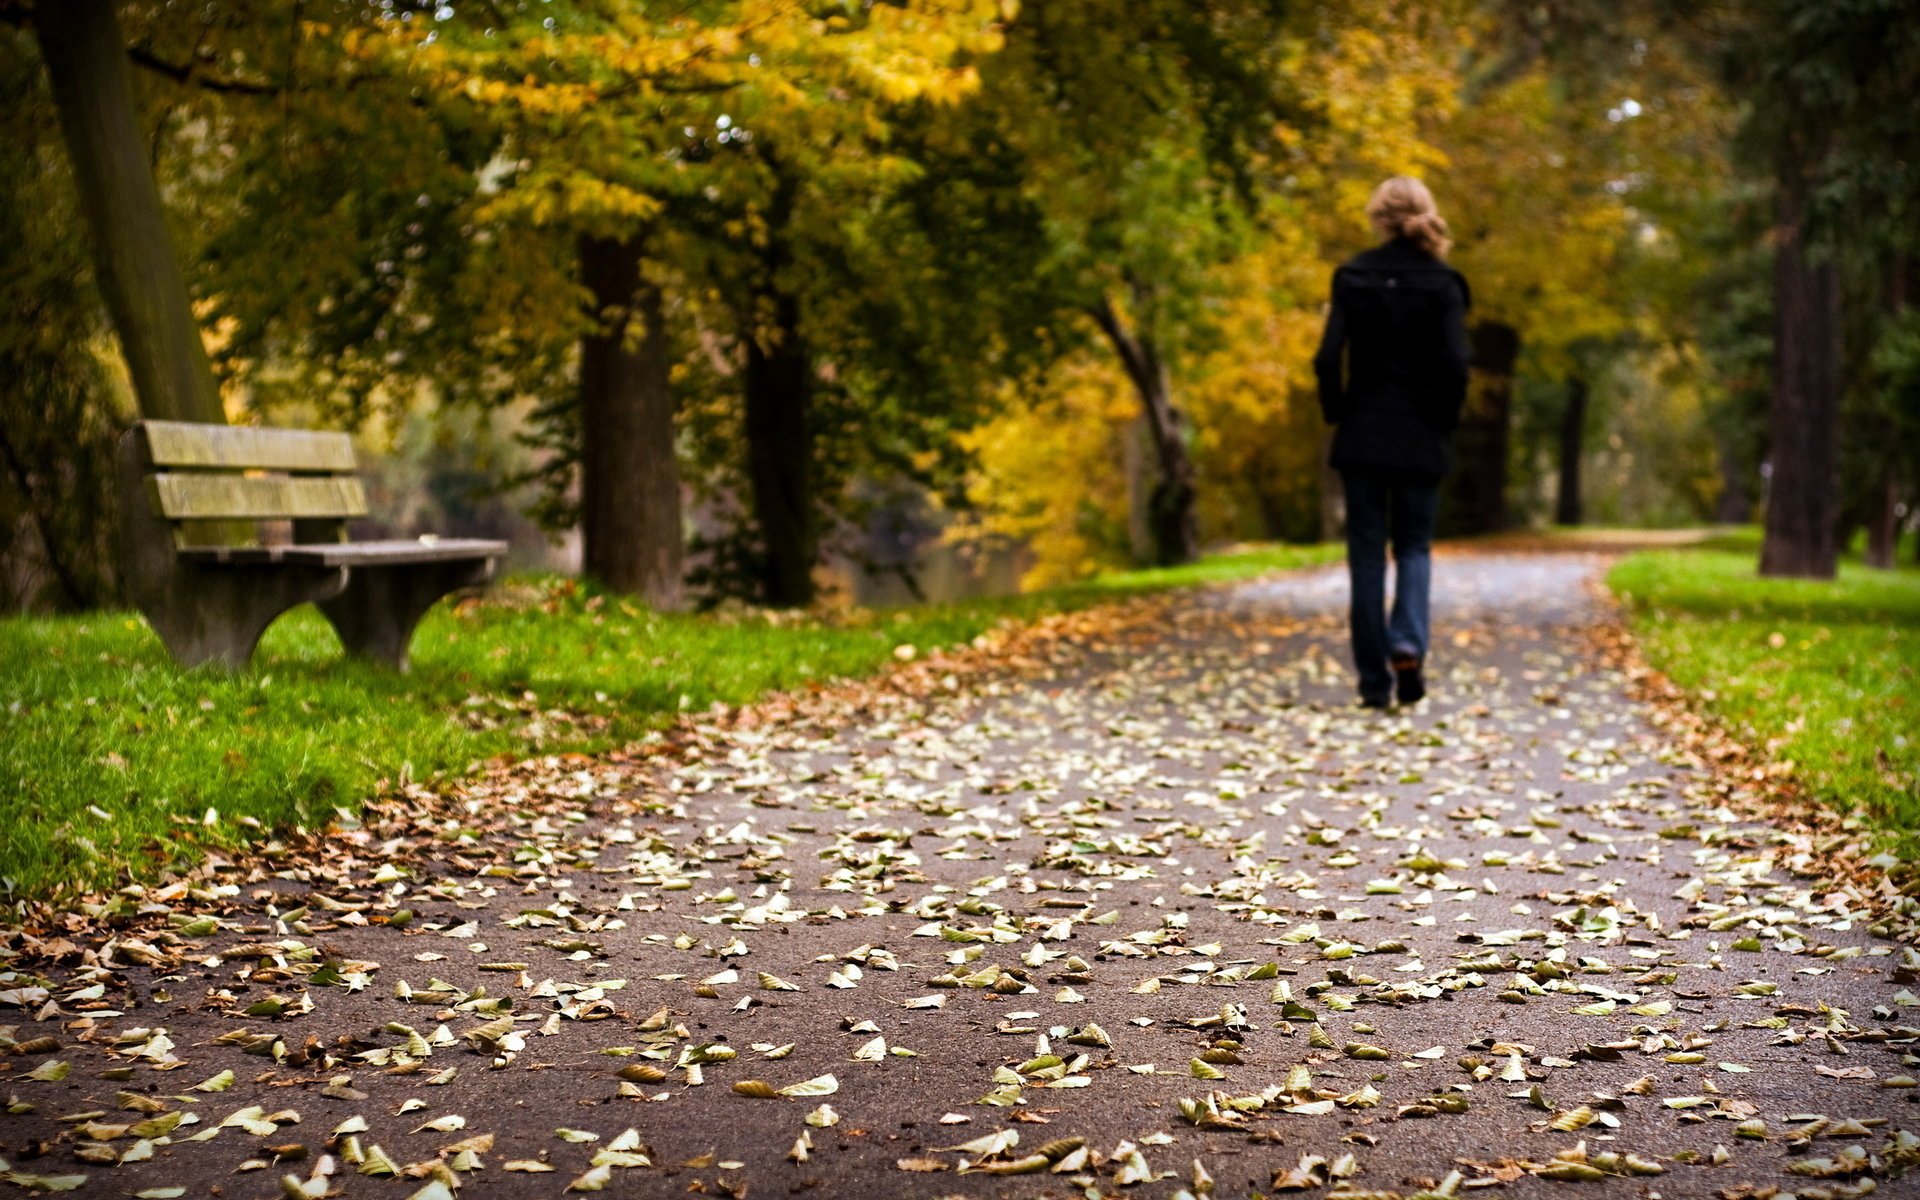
[1759,146,1842,578]
[1863,473,1899,568]
[1318,426,1344,541]
[577,235,683,608]
[33,0,224,426]
[1713,427,1754,523]
[1122,413,1155,562]
[1441,321,1518,536]
[1555,376,1588,526]
[1866,256,1912,570]
[742,280,816,608]
[1088,295,1198,566]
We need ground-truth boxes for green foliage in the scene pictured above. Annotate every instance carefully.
[1609,541,1920,834]
[958,1,1302,352]
[1841,296,1920,532]
[1714,0,1920,259]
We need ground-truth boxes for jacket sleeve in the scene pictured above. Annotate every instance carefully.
[1313,270,1347,425]
[1433,272,1471,432]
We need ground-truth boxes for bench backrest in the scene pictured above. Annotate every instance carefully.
[132,420,366,546]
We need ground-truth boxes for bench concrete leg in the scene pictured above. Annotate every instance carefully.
[149,565,350,670]
[115,433,349,671]
[318,558,497,670]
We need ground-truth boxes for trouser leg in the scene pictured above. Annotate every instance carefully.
[1340,468,1393,702]
[1387,476,1440,662]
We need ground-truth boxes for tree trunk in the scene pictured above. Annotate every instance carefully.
[1440,321,1518,536]
[1122,413,1156,563]
[1759,166,1842,579]
[1864,472,1899,569]
[1864,256,1911,570]
[1318,426,1344,542]
[1088,296,1198,566]
[577,235,683,608]
[743,283,816,608]
[1554,376,1587,527]
[1713,426,1754,523]
[33,0,224,425]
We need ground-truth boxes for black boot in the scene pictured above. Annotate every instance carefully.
[1393,657,1425,705]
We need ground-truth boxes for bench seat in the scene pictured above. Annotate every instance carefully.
[178,538,509,568]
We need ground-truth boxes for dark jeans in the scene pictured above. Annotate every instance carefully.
[1340,467,1439,702]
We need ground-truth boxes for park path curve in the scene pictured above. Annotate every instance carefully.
[2,551,1913,1200]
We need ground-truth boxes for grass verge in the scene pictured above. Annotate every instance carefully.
[1607,532,1920,835]
[0,542,1340,897]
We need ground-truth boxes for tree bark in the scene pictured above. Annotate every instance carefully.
[1759,165,1842,579]
[1864,255,1912,570]
[1863,472,1899,569]
[1088,295,1198,566]
[1713,426,1754,523]
[1554,376,1587,527]
[578,234,684,608]
[742,281,816,607]
[33,0,225,425]
[1318,426,1344,542]
[1440,321,1518,536]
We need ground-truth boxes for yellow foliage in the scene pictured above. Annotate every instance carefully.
[955,357,1138,589]
[955,0,1682,581]
[1182,232,1331,545]
[369,1,1008,231]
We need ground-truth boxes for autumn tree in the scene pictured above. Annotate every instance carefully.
[398,1,1005,606]
[26,0,225,428]
[951,1,1466,576]
[943,0,1306,567]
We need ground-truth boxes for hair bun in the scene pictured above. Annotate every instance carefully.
[1402,212,1451,258]
[1365,176,1452,258]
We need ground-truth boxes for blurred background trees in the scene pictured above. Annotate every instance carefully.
[1,0,1913,613]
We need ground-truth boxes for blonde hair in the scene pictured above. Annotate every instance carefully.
[1365,176,1452,259]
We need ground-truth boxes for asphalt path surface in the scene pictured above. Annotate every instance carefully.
[2,553,1912,1199]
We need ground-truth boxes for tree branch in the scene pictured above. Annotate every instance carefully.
[127,43,280,95]
[1084,295,1154,399]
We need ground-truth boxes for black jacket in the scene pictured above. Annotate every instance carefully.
[1313,237,1472,479]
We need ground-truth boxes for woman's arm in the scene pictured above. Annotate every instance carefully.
[1313,271,1347,425]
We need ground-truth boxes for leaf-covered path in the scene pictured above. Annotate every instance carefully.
[5,552,1915,1199]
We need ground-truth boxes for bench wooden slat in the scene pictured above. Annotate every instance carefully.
[149,473,369,521]
[141,420,357,473]
[178,538,508,567]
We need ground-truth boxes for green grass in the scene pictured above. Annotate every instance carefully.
[1608,536,1920,834]
[0,542,1340,898]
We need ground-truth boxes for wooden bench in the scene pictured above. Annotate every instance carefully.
[115,420,507,670]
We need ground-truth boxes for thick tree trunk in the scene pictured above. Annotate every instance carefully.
[34,0,224,425]
[1555,376,1587,526]
[1759,155,1842,577]
[1440,321,1518,536]
[577,235,683,608]
[743,284,816,608]
[1089,296,1198,566]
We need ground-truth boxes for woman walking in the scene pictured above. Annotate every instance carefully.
[1312,176,1471,708]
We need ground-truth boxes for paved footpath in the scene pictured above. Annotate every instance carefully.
[3,553,1915,1199]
